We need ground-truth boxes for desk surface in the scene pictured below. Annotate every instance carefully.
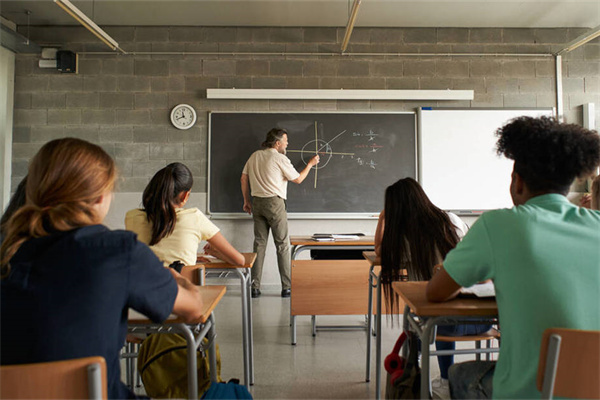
[128,285,227,324]
[392,281,497,317]
[363,251,379,265]
[290,236,375,246]
[196,253,256,269]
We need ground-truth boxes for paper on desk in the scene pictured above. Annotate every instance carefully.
[197,254,223,263]
[460,281,495,298]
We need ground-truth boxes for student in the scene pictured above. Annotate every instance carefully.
[375,178,489,393]
[0,138,204,399]
[126,162,244,267]
[426,116,600,399]
[241,128,319,298]
[0,176,27,241]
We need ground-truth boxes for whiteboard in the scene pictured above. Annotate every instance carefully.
[418,108,554,214]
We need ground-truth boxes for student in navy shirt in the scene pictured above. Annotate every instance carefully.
[1,138,205,399]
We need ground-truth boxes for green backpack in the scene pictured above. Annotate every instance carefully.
[137,333,222,398]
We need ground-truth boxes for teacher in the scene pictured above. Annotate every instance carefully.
[241,128,319,298]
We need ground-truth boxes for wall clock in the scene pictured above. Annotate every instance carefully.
[170,104,197,130]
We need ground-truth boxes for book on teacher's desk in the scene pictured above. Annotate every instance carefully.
[312,233,365,241]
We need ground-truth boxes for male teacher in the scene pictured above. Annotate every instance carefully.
[241,128,319,298]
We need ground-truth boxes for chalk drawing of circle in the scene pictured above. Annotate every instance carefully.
[301,139,333,169]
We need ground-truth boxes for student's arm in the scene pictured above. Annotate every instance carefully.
[241,173,252,214]
[291,155,320,184]
[374,210,385,256]
[204,232,245,266]
[426,265,462,302]
[169,268,205,323]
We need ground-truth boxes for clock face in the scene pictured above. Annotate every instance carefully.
[170,104,197,130]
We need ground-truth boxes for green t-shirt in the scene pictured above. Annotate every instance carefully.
[444,194,600,399]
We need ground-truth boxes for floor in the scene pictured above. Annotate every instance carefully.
[127,283,496,399]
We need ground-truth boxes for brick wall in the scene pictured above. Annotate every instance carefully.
[11,26,600,192]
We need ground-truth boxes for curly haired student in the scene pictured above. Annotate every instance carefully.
[427,117,600,399]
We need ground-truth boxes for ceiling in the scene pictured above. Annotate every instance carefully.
[1,0,599,29]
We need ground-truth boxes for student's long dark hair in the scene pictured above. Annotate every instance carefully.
[380,178,460,315]
[142,163,193,246]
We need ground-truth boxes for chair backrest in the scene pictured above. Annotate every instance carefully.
[537,328,600,399]
[0,356,107,399]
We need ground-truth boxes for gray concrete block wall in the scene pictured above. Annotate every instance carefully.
[11,26,600,192]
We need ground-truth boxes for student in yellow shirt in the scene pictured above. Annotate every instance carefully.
[126,163,244,267]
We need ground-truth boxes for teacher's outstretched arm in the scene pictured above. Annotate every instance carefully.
[241,173,252,214]
[291,155,320,184]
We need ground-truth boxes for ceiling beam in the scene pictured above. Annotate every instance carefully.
[556,25,600,55]
[341,0,362,53]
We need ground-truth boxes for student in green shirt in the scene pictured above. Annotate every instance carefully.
[426,116,600,399]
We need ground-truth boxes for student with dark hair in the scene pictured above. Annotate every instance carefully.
[427,116,600,399]
[0,176,27,241]
[126,162,244,267]
[375,177,489,393]
[1,138,204,399]
[241,128,319,298]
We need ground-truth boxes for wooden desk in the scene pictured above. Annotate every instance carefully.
[128,285,227,400]
[189,253,256,387]
[392,281,498,399]
[289,236,375,345]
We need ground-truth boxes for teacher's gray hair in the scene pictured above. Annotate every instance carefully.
[262,128,288,148]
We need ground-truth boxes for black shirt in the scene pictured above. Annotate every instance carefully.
[1,225,178,399]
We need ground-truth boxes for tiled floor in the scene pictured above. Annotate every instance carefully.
[128,283,496,399]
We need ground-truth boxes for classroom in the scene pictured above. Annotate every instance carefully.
[1,1,599,399]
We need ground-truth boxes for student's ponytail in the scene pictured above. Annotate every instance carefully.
[1,138,116,276]
[142,163,193,246]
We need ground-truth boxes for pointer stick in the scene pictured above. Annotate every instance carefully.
[314,121,318,189]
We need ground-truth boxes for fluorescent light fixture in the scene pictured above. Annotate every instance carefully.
[207,89,474,101]
[557,25,600,55]
[341,0,362,53]
[53,0,125,53]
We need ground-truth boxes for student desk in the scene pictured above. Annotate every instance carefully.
[191,253,257,387]
[392,281,499,399]
[289,236,375,345]
[128,285,226,400]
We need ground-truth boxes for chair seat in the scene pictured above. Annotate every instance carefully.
[436,328,500,342]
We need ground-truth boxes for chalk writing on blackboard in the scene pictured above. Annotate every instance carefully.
[286,123,385,188]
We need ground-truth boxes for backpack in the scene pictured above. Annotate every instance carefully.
[137,333,222,398]
[201,379,253,399]
[385,331,421,399]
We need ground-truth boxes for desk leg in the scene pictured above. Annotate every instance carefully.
[312,315,317,336]
[178,324,199,400]
[291,316,297,345]
[420,319,437,400]
[366,267,374,382]
[237,269,251,388]
[375,278,382,400]
[246,271,255,385]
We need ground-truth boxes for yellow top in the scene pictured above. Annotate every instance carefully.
[125,207,219,267]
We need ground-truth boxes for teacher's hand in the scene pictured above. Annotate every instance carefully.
[243,201,252,214]
[309,155,320,167]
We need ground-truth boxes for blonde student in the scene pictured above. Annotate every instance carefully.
[1,138,203,399]
[126,162,244,267]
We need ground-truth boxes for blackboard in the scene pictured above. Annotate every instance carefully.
[418,107,554,213]
[208,112,416,217]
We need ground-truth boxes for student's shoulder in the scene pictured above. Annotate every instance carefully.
[74,225,140,251]
[125,208,145,218]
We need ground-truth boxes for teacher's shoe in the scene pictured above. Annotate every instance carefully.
[281,289,291,298]
[251,288,261,298]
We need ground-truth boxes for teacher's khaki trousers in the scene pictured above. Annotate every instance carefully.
[251,196,291,290]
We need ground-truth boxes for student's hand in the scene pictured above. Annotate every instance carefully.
[243,201,252,214]
[197,255,212,264]
[580,193,592,208]
[308,155,320,167]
